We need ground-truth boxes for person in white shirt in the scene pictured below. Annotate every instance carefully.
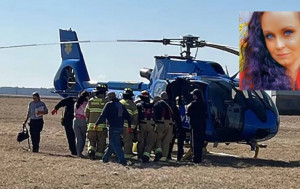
[23,92,48,153]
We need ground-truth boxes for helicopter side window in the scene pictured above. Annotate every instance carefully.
[209,62,226,75]
[263,92,277,111]
[255,90,264,99]
[242,90,249,98]
[153,80,167,97]
[209,81,244,141]
[244,90,267,122]
[231,89,237,100]
[254,90,278,115]
[208,82,232,128]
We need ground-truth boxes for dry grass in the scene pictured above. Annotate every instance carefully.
[0,96,299,189]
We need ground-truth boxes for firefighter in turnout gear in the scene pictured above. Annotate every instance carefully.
[136,90,156,163]
[85,84,109,159]
[120,88,138,159]
[153,92,174,162]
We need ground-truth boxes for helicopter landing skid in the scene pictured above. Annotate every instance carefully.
[248,141,267,159]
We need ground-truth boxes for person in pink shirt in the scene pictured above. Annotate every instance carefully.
[73,91,90,157]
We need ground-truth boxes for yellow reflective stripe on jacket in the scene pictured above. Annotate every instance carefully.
[89,108,103,113]
[120,99,138,128]
[91,101,105,105]
[127,109,133,115]
[124,122,136,128]
[120,99,129,106]
[87,98,106,110]
[132,110,138,115]
[120,99,138,115]
[126,109,138,115]
[87,123,106,131]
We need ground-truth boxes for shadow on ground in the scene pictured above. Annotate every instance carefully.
[16,143,300,170]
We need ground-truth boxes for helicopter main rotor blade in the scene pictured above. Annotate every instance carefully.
[117,39,163,43]
[0,37,240,57]
[117,39,182,45]
[0,40,117,50]
[117,39,171,45]
[201,42,239,56]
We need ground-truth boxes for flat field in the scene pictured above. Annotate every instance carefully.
[0,96,299,188]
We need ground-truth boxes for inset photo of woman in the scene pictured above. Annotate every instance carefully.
[240,11,300,90]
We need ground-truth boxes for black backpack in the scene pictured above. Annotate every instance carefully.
[17,124,29,143]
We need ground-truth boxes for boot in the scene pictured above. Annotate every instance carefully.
[88,149,96,160]
[154,151,162,162]
[142,155,150,163]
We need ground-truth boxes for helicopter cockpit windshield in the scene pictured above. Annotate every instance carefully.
[207,79,278,142]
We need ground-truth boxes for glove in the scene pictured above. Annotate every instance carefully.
[37,111,44,115]
[127,127,133,133]
[51,109,58,115]
[94,124,98,131]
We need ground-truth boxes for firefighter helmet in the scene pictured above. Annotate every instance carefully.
[139,90,150,98]
[123,88,134,96]
[160,91,168,100]
[94,84,108,93]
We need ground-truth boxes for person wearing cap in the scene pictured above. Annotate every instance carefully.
[136,90,156,163]
[23,92,48,152]
[153,92,174,162]
[186,89,207,163]
[85,84,109,160]
[95,92,131,165]
[119,88,138,160]
[51,96,77,155]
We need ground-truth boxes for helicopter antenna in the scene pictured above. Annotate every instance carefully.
[225,65,229,75]
[230,71,239,80]
[194,47,199,60]
[180,46,183,58]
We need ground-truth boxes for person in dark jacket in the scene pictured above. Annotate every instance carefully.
[95,92,131,165]
[51,97,77,155]
[186,89,207,163]
[167,99,182,161]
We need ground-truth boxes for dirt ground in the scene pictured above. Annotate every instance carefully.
[0,96,299,189]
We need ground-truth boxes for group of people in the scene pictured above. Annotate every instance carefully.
[23,85,207,165]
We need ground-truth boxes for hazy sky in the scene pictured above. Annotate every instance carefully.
[0,0,299,88]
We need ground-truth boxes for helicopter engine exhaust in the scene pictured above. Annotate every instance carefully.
[140,68,153,80]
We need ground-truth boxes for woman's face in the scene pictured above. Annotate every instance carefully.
[32,95,39,102]
[261,12,300,71]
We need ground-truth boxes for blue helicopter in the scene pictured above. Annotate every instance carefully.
[53,29,279,158]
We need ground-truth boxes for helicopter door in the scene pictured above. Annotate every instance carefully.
[208,81,243,142]
[224,99,243,130]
